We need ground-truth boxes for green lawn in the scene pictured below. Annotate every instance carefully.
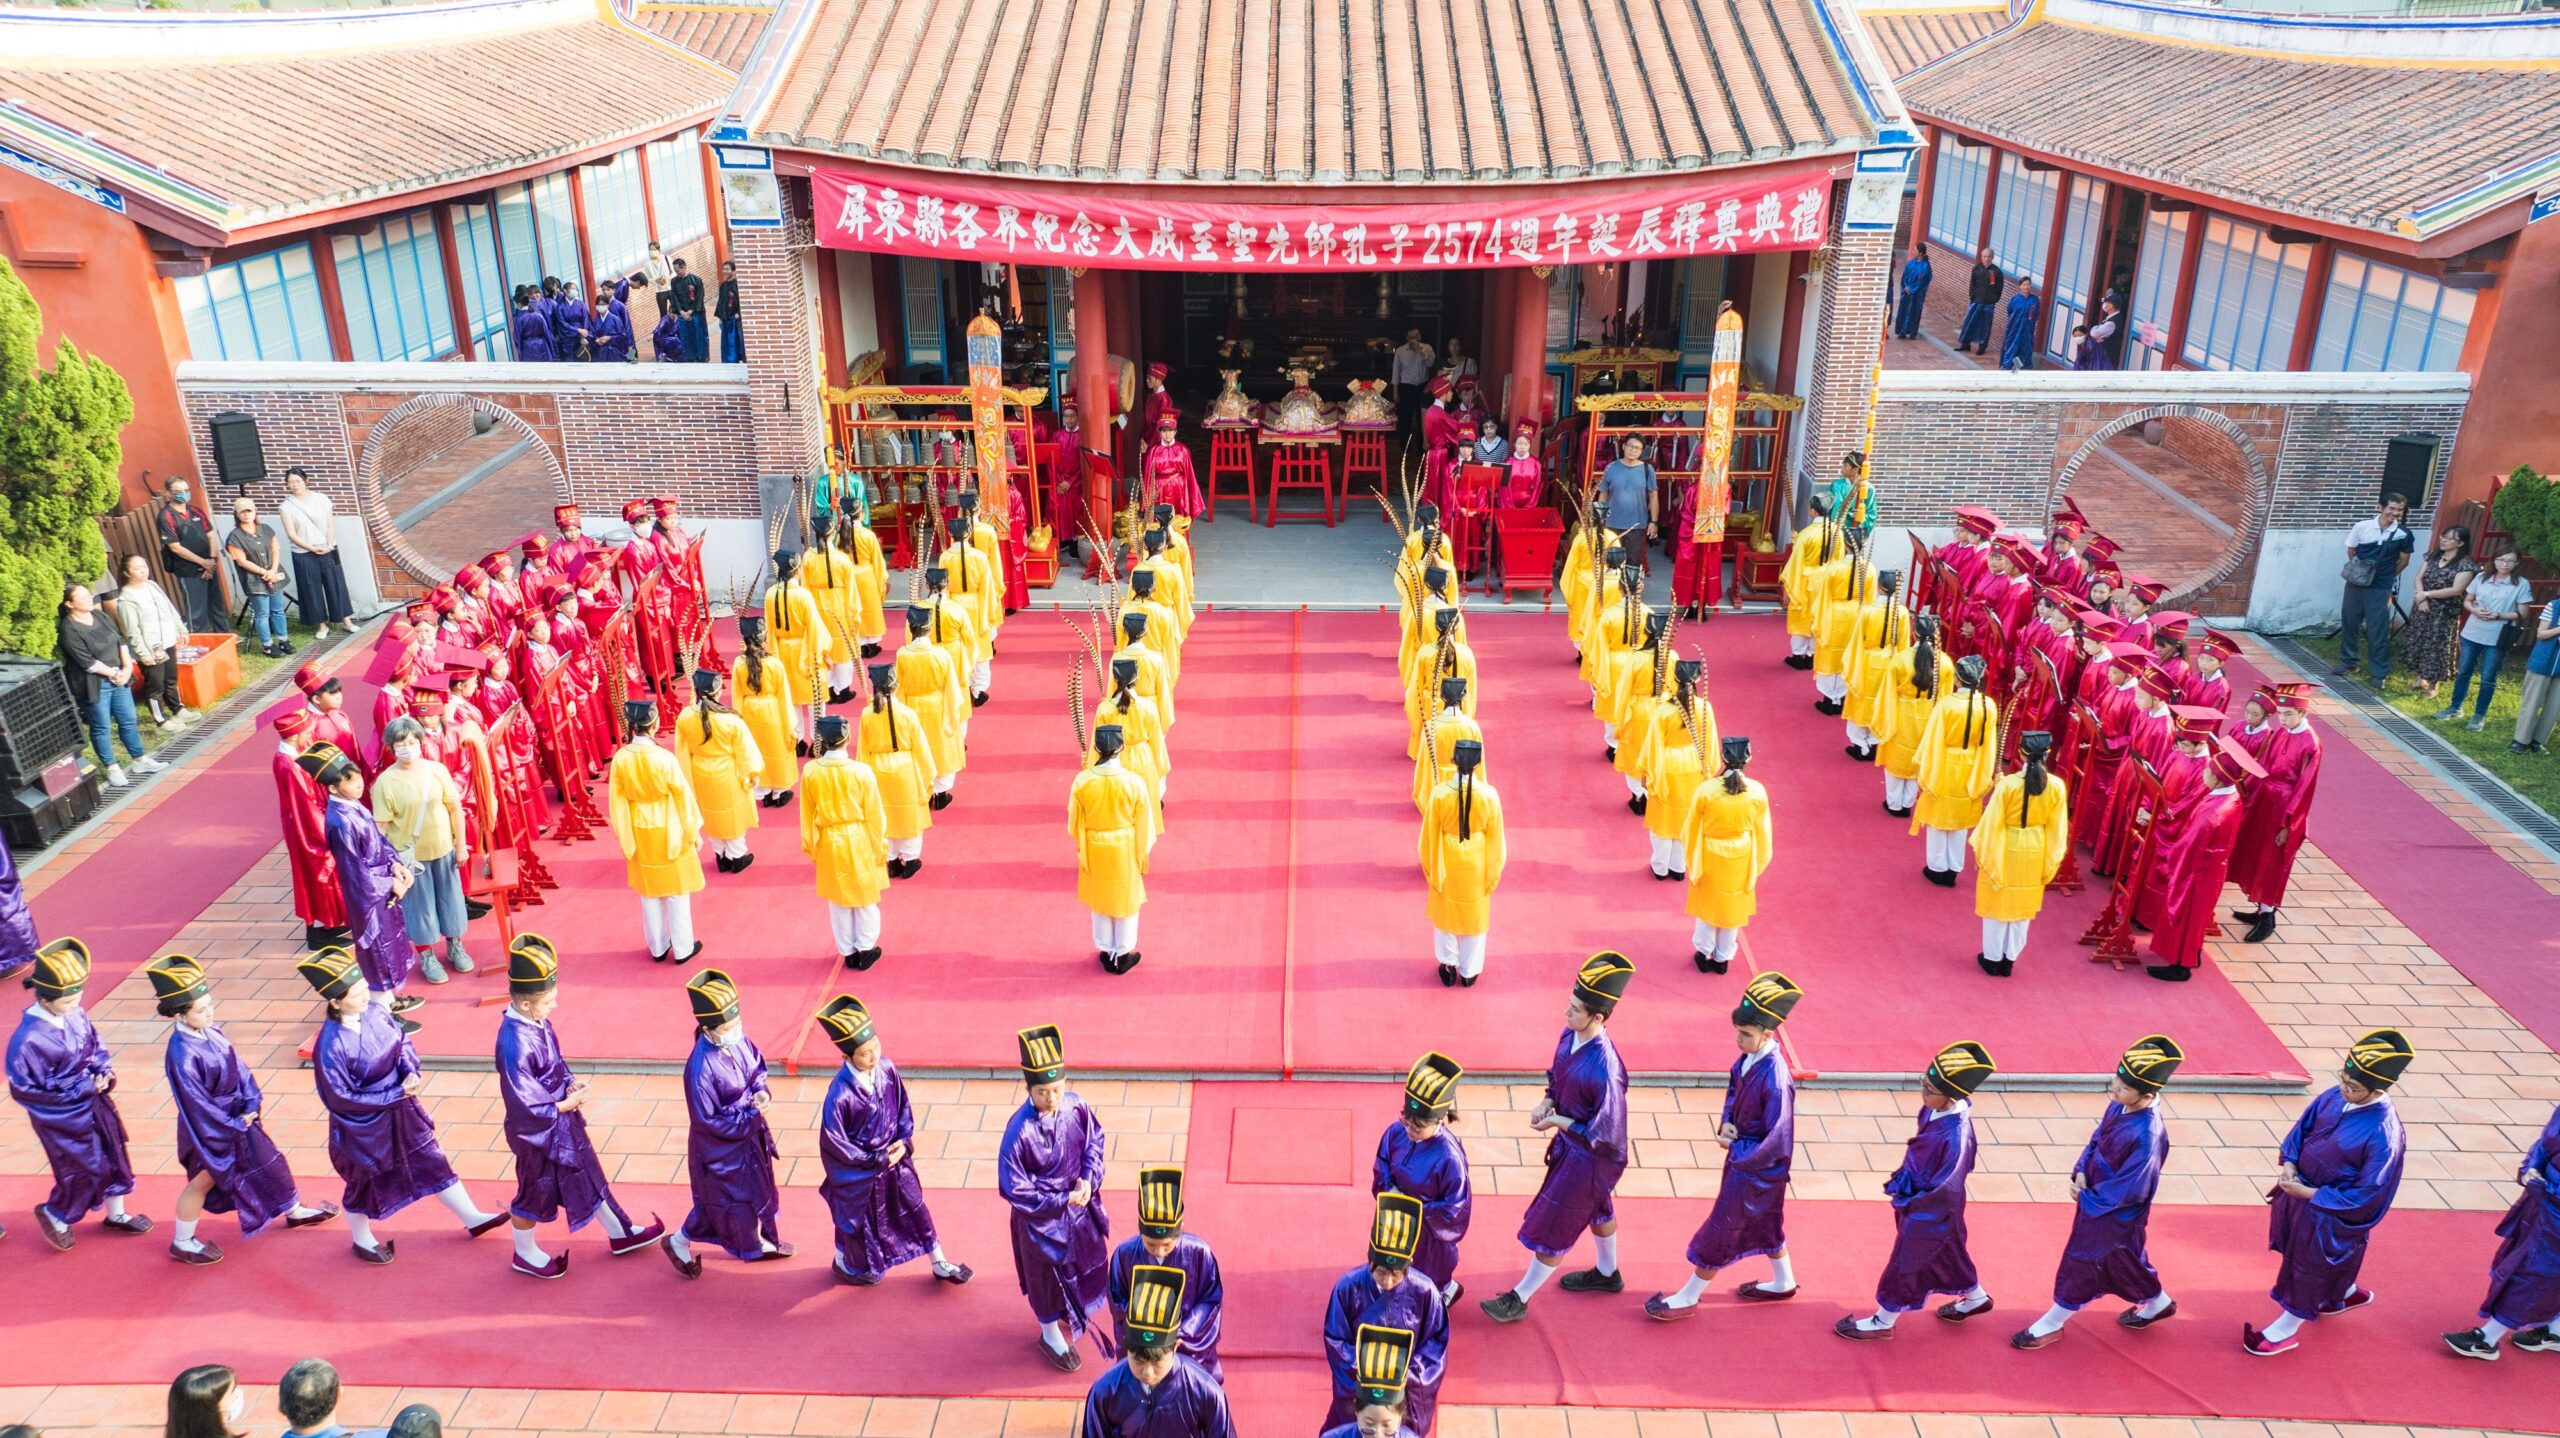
[2290,631,2560,817]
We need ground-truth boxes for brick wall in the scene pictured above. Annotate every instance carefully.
[361,400,478,483]
[1802,204,1893,491]
[731,176,823,478]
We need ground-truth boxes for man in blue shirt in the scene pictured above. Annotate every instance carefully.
[2334,496,2415,684]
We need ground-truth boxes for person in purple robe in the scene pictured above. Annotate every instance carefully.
[307,744,419,1026]
[2013,1035,2183,1348]
[1325,1194,1451,1434]
[1482,952,1635,1323]
[1108,1166,1224,1380]
[651,311,684,363]
[494,935,664,1279]
[2445,1101,2560,1359]
[147,954,337,1264]
[1373,1052,1470,1304]
[813,994,972,1285]
[10,939,150,1248]
[589,283,636,364]
[298,945,506,1264]
[1001,1022,1113,1371]
[1649,972,1804,1318]
[509,288,556,362]
[663,969,788,1274]
[1836,1040,1998,1338]
[1320,1323,1424,1438]
[0,832,36,982]
[2247,1029,2412,1356]
[552,287,594,361]
[1079,1264,1236,1438]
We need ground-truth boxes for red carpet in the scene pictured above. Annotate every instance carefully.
[12,1150,2549,1430]
[2228,657,2560,1051]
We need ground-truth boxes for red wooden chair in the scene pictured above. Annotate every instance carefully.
[1342,430,1390,510]
[1206,429,1257,522]
[1265,443,1337,527]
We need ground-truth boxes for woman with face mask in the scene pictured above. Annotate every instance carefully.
[166,1363,250,1438]
[367,717,474,984]
[661,970,788,1276]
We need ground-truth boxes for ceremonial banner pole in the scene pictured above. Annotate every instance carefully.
[1690,302,1743,547]
[967,312,1011,539]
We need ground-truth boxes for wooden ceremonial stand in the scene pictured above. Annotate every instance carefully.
[2048,703,2097,895]
[1265,437,1339,526]
[1341,429,1390,506]
[1206,426,1257,522]
[2080,761,2162,968]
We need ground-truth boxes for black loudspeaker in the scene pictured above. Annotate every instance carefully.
[208,410,268,488]
[0,658,82,789]
[2381,432,2441,512]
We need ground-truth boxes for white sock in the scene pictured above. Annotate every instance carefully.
[1443,1277,1461,1302]
[174,1217,201,1249]
[346,1212,380,1253]
[929,1244,949,1265]
[1665,1274,1709,1308]
[107,1195,129,1220]
[285,1200,323,1220]
[2480,1317,2511,1343]
[598,1205,633,1240]
[2029,1302,2072,1337]
[667,1229,694,1261]
[1768,1253,1795,1289]
[1040,1320,1069,1353]
[2135,1292,2173,1319]
[1594,1234,1619,1276]
[1515,1257,1558,1300]
[2261,1311,2304,1342]
[435,1184,496,1227]
[512,1225,549,1265]
[1959,1285,1989,1306]
[1861,1309,1899,1331]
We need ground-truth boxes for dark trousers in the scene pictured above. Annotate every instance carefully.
[290,549,352,625]
[174,573,221,634]
[679,314,709,363]
[2450,639,2508,718]
[1893,288,1927,339]
[1396,382,1425,438]
[2338,583,2396,679]
[1958,302,1996,351]
[136,657,177,716]
[719,321,744,363]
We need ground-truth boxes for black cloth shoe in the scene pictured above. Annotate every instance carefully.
[1923,867,1956,888]
[1480,1291,1529,1323]
[1458,974,1476,987]
[715,855,735,874]
[1558,1268,1624,1294]
[1975,952,2000,977]
[830,688,857,705]
[2243,912,2277,943]
[731,853,755,874]
[1627,794,1647,816]
[971,693,990,708]
[2145,964,2193,982]
[1784,655,1814,671]
[1603,745,1616,762]
[2229,907,2258,923]
[1439,963,1457,988]
[1936,1294,1994,1322]
[930,792,954,811]
[860,643,882,659]
[851,947,882,972]
[676,941,703,966]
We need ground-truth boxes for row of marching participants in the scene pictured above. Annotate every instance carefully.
[1767,493,2321,981]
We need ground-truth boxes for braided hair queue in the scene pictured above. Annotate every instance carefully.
[1912,616,1940,695]
[2018,740,2049,826]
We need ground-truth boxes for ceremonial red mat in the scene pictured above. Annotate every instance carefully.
[9,1166,2551,1433]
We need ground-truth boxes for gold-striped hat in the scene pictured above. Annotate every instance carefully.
[295,946,362,1001]
[1924,1040,1996,1099]
[2345,1029,2415,1090]
[1353,1324,1416,1409]
[1402,1052,1463,1122]
[686,969,741,1029]
[1018,1023,1065,1085]
[144,953,209,1015]
[2116,1034,2185,1095]
[1137,1165,1185,1239]
[1124,1263,1187,1349]
[816,995,875,1055]
[27,938,91,1000]
[294,740,358,787]
[1369,1192,1424,1270]
[507,934,559,996]
[1572,951,1636,1013]
[1733,971,1804,1029]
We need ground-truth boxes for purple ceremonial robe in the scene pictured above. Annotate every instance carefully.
[1078,1357,1236,1438]
[681,1032,782,1258]
[0,834,34,978]
[590,307,636,364]
[7,1005,137,1222]
[511,308,556,362]
[1372,1122,1472,1288]
[2479,1104,2560,1329]
[551,297,592,357]
[1107,1233,1225,1380]
[1322,1266,1449,1435]
[819,1058,941,1278]
[324,795,412,993]
[496,1010,630,1230]
[2052,1101,2168,1308]
[1688,1048,1794,1270]
[2268,1087,2405,1319]
[1516,1028,1629,1256]
[165,1025,301,1236]
[1875,1104,1979,1311]
[312,1005,459,1219]
[651,315,682,361]
[999,1094,1113,1332]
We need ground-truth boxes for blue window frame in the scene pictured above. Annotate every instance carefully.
[2180,216,2310,372]
[174,243,334,361]
[583,149,650,280]
[646,130,709,247]
[332,209,456,363]
[2311,253,2475,373]
[448,200,512,360]
[1986,154,2058,285]
[1927,132,1991,253]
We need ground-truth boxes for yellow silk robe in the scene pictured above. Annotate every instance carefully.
[1841,600,1915,734]
[1870,653,1952,782]
[799,753,890,908]
[730,654,799,792]
[1812,563,1878,677]
[1577,571,1631,684]
[1971,772,2071,922]
[1137,553,1193,636]
[921,594,985,673]
[800,546,860,668]
[1607,657,1668,778]
[1910,689,2002,832]
[1420,774,1506,935]
[858,698,939,840]
[608,739,705,898]
[937,540,1003,639]
[1096,689,1169,802]
[1069,758,1157,917]
[1559,525,1596,632]
[1130,595,1186,684]
[846,523,889,640]
[1400,593,1467,683]
[673,707,762,844]
[966,517,1004,614]
[1412,707,1484,812]
[892,636,968,779]
[1403,639,1478,757]
[1778,520,1841,638]
[1682,778,1773,927]
[1640,699,1717,843]
[1113,639,1175,729]
[759,578,832,706]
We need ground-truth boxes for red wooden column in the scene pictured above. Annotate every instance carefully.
[1509,267,1550,428]
[1480,267,1510,412]
[1106,268,1141,474]
[699,134,731,270]
[1074,268,1117,545]
[430,203,477,360]
[307,236,357,361]
[2286,239,2334,371]
[567,165,597,287]
[2037,170,2072,350]
[1772,250,1813,397]
[1910,128,1940,250]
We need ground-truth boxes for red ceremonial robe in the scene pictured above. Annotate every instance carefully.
[273,744,346,929]
[1421,403,1464,511]
[2233,722,2321,906]
[2132,751,2210,930]
[2144,785,2245,970]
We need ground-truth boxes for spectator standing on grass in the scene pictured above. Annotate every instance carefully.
[113,553,190,731]
[2401,525,2475,702]
[2334,495,2414,685]
[669,257,708,363]
[2509,597,2560,754]
[165,1363,247,1438]
[278,467,352,638]
[226,497,296,659]
[2438,545,2531,731]
[57,584,165,789]
[157,479,224,634]
[717,260,744,362]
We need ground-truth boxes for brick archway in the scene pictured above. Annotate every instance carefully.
[2049,402,2274,606]
[350,392,571,588]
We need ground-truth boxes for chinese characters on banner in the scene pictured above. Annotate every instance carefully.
[1693,304,1745,546]
[808,167,1838,272]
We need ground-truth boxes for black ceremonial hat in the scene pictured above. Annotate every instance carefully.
[1573,951,1635,1011]
[1402,1052,1462,1122]
[1732,971,1803,1029]
[2116,1034,2183,1094]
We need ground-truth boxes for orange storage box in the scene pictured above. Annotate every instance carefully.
[174,632,242,710]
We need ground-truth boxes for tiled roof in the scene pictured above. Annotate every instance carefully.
[749,0,1879,185]
[631,1,775,74]
[0,15,733,236]
[1854,5,2007,77]
[1902,20,2560,238]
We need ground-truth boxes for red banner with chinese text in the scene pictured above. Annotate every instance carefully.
[809,166,1838,271]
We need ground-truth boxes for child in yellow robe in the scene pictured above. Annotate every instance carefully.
[893,604,968,803]
[729,619,799,806]
[1094,657,1169,805]
[1404,609,1478,759]
[1071,723,1159,974]
[1401,565,1466,682]
[857,662,938,877]
[1608,619,1671,805]
[836,512,889,657]
[1681,736,1772,974]
[1911,654,2001,885]
[1640,661,1715,878]
[674,668,762,874]
[1577,547,1630,688]
[760,550,832,709]
[1777,494,1841,669]
[1113,610,1175,730]
[1421,739,1505,988]
[801,714,891,970]
[1811,555,1877,713]
[918,566,987,711]
[1413,675,1482,813]
[1148,503,1197,602]
[1871,616,1951,819]
[1841,570,1914,760]
[936,518,1002,698]
[801,535,863,701]
[607,697,705,964]
[1126,569,1185,687]
[1969,731,2069,977]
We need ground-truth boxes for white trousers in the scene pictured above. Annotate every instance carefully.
[1432,929,1488,979]
[889,835,922,862]
[1846,721,1876,748]
[970,659,992,695]
[1924,826,1969,873]
[1982,917,2030,963]
[1625,774,1645,798]
[828,660,855,690]
[1691,921,1741,962]
[1883,775,1919,808]
[1788,633,1814,657]
[1599,720,1617,746]
[858,631,884,651]
[1091,911,1140,955]
[932,771,956,795]
[709,835,750,860]
[1648,835,1686,877]
[829,903,883,955]
[1815,671,1847,701]
[640,895,696,957]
